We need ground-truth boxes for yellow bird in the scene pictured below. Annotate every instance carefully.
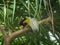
[19,17,39,31]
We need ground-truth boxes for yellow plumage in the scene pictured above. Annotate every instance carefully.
[23,18,31,25]
[23,17,39,31]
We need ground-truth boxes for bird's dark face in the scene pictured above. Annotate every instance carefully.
[19,18,27,27]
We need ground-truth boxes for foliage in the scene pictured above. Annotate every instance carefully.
[0,0,60,45]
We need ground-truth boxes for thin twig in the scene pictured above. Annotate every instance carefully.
[49,0,55,34]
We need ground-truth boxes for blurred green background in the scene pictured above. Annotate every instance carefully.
[0,0,60,45]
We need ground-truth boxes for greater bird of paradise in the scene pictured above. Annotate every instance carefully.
[19,17,39,31]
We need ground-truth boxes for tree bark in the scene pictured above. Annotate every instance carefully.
[4,38,10,45]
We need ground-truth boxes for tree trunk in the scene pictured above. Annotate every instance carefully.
[4,38,10,45]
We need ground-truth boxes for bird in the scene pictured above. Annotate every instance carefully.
[19,17,39,32]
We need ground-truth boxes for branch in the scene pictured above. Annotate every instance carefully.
[0,16,51,45]
[8,16,51,41]
[0,26,8,38]
[9,27,31,41]
[38,16,51,24]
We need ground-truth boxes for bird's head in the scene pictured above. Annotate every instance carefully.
[19,17,31,27]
